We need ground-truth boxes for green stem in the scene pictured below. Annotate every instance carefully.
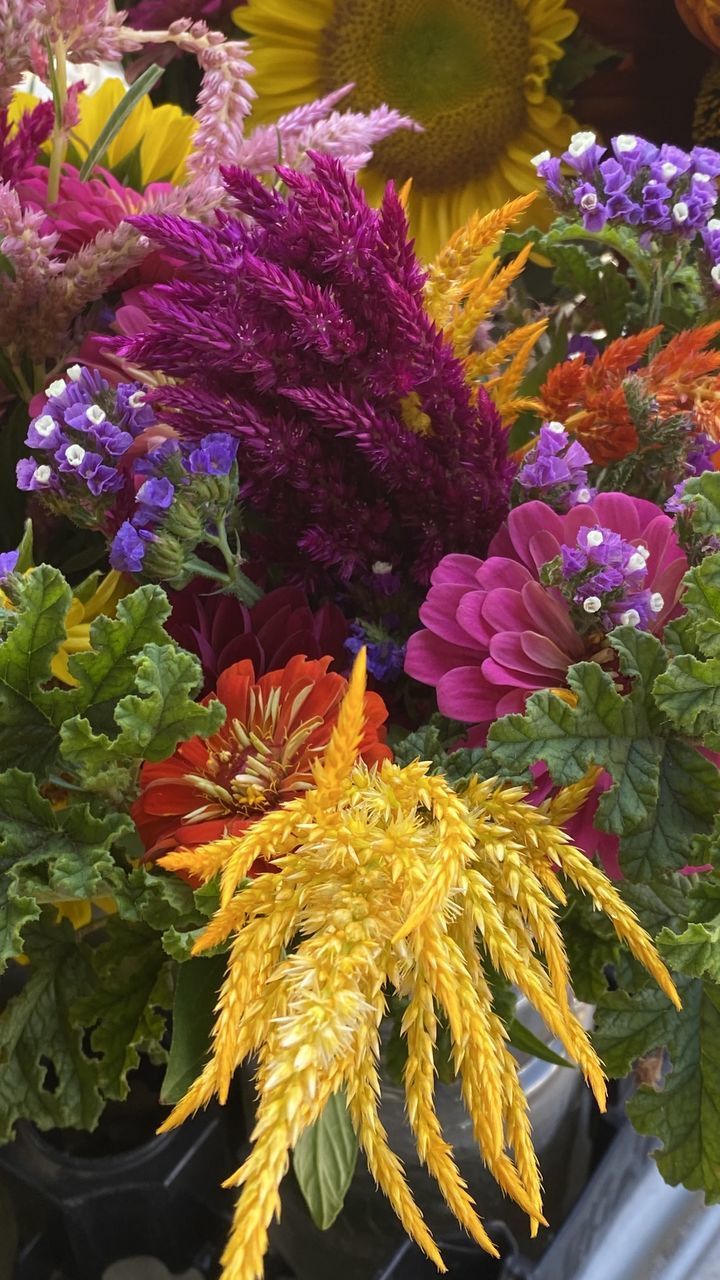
[185,550,263,606]
[47,38,68,204]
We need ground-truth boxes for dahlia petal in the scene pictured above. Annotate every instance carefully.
[503,501,565,569]
[419,585,486,646]
[436,666,511,721]
[430,553,484,588]
[453,590,494,647]
[520,581,581,654]
[480,588,535,634]
[482,655,547,689]
[405,629,481,685]
[473,557,533,592]
[527,528,562,572]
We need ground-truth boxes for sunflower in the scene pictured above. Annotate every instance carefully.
[10,78,195,188]
[236,0,579,258]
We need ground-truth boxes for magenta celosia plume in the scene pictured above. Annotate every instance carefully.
[405,493,688,726]
[116,154,514,592]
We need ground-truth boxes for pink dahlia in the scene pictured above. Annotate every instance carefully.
[405,494,688,728]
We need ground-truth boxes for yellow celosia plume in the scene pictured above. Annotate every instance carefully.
[159,651,679,1280]
[424,194,546,424]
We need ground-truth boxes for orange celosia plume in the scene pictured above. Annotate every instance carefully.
[540,323,720,463]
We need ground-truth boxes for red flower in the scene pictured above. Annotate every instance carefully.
[132,654,391,864]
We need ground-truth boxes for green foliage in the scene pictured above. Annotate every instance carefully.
[655,554,720,745]
[293,1091,358,1229]
[596,976,720,1200]
[487,628,720,879]
[161,953,227,1106]
[0,768,131,972]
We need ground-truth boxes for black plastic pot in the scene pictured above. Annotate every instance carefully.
[0,1068,245,1280]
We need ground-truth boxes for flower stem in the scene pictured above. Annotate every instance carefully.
[47,38,68,204]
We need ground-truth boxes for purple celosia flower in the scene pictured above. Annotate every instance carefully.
[405,494,687,730]
[516,422,595,512]
[345,623,406,682]
[118,155,514,591]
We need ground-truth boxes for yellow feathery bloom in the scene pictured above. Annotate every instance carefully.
[236,0,578,260]
[677,0,720,52]
[10,79,195,186]
[159,651,679,1280]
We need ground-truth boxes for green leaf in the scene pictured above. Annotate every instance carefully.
[113,643,225,762]
[628,978,720,1200]
[675,553,720,657]
[487,628,720,880]
[161,953,226,1105]
[0,916,103,1141]
[293,1092,358,1230]
[654,654,720,742]
[657,873,720,983]
[0,768,131,970]
[72,919,173,1100]
[78,64,164,180]
[0,566,71,773]
[594,981,683,1079]
[561,889,620,1003]
[507,1018,572,1068]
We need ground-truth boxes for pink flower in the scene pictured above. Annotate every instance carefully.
[405,494,688,728]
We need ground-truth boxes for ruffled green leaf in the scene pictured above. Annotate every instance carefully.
[293,1091,358,1230]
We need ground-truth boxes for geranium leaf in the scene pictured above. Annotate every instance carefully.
[487,630,720,880]
[72,918,173,1100]
[293,1091,358,1230]
[112,642,225,762]
[0,566,71,773]
[0,916,103,1141]
[0,768,131,970]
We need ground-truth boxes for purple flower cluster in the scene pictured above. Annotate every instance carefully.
[0,549,19,582]
[515,421,596,512]
[544,523,665,633]
[110,432,238,578]
[16,367,155,525]
[345,622,406,682]
[117,154,514,593]
[534,132,720,282]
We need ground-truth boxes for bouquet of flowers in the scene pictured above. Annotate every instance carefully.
[2,3,720,1279]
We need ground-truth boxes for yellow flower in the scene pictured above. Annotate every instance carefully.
[235,0,578,259]
[160,650,679,1280]
[676,0,720,51]
[50,569,129,685]
[10,79,195,187]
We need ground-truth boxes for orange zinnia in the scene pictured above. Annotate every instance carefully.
[132,654,391,865]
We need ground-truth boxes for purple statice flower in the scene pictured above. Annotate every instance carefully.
[117,155,515,593]
[549,524,664,633]
[536,132,720,269]
[110,521,153,574]
[516,422,595,513]
[16,365,154,524]
[0,549,19,581]
[188,433,238,476]
[567,334,600,363]
[345,623,406,682]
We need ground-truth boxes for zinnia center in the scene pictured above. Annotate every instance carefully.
[320,0,531,188]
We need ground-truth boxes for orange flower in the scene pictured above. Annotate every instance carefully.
[132,654,391,867]
[675,0,720,51]
[540,323,720,463]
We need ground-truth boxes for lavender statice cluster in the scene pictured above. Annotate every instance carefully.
[543,524,665,634]
[110,433,239,583]
[16,366,154,526]
[345,622,406,683]
[117,154,514,592]
[533,131,720,286]
[515,421,596,512]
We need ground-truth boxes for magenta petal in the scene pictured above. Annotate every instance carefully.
[436,666,512,721]
[505,501,564,568]
[590,492,644,535]
[527,529,561,572]
[454,590,493,646]
[474,557,532,592]
[482,654,547,689]
[430,554,483,588]
[419,585,483,647]
[482,588,534,633]
[520,581,581,655]
[521,630,574,673]
[405,630,481,685]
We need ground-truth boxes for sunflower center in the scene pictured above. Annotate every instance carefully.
[320,0,532,189]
